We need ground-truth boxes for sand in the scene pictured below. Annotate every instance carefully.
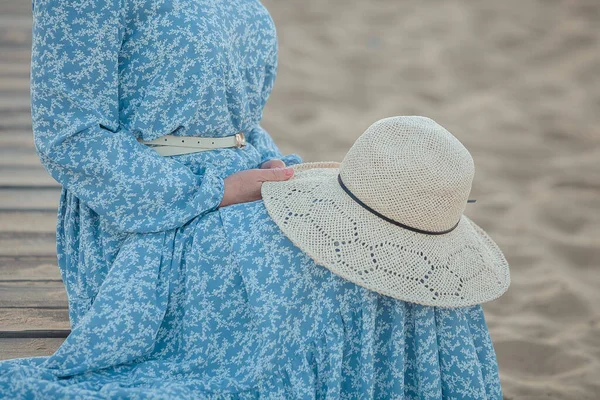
[261,0,600,399]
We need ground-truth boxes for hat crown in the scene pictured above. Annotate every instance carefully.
[339,116,475,233]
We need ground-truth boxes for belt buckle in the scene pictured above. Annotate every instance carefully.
[235,132,246,148]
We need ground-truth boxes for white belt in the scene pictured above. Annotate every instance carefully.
[137,132,246,156]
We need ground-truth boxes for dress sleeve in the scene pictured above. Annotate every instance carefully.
[30,0,225,234]
[246,124,303,167]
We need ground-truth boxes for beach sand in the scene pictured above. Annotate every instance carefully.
[0,0,598,398]
[262,0,600,399]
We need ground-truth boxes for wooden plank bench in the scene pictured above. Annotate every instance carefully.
[0,0,70,360]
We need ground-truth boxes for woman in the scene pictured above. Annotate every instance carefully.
[0,0,504,398]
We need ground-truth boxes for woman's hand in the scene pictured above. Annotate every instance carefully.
[219,160,294,208]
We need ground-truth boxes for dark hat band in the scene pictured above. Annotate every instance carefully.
[336,173,461,236]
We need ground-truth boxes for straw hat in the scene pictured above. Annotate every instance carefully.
[261,116,510,307]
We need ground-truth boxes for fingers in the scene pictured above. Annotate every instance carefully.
[260,159,286,169]
[260,167,294,182]
[220,167,295,208]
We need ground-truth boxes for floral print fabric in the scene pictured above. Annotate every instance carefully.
[0,0,503,398]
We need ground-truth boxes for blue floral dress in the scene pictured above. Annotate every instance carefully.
[0,0,503,398]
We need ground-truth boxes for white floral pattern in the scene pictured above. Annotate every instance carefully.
[0,0,503,398]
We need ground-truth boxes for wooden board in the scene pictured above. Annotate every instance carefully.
[0,149,41,167]
[0,308,69,331]
[0,256,61,280]
[0,211,57,233]
[0,78,29,93]
[0,281,67,308]
[0,97,30,110]
[0,188,60,211]
[0,233,57,257]
[0,4,32,19]
[0,62,30,76]
[0,338,65,360]
[0,165,59,187]
[0,49,30,64]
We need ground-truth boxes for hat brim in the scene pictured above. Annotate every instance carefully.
[261,166,510,308]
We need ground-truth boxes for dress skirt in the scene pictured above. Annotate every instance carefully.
[0,197,502,399]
